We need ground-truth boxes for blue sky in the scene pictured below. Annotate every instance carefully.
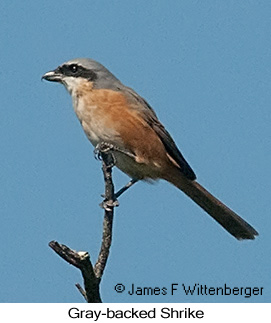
[0,1,270,303]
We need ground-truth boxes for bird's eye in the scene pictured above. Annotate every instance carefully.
[69,64,78,73]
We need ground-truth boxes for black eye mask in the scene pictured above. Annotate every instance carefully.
[58,64,98,81]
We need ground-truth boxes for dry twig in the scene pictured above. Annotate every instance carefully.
[49,145,135,302]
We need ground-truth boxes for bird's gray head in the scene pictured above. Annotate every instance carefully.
[42,58,123,93]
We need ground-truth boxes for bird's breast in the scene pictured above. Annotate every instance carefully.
[70,85,171,180]
[71,87,125,148]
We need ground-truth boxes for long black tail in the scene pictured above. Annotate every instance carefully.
[168,173,258,240]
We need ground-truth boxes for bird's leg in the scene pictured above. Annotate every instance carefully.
[115,179,138,198]
[94,142,138,210]
[100,179,138,208]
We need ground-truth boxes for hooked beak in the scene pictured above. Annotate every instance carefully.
[42,69,63,82]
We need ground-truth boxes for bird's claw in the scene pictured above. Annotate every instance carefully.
[99,197,119,211]
[95,142,114,154]
[94,142,116,166]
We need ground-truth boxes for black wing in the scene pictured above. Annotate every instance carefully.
[124,87,196,180]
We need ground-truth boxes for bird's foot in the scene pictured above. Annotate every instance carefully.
[99,197,119,211]
[94,141,136,163]
[94,142,115,159]
[94,142,116,167]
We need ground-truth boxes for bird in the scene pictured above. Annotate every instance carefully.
[42,58,258,240]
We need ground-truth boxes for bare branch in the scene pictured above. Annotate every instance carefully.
[49,146,120,302]
[49,241,101,303]
[94,151,116,280]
